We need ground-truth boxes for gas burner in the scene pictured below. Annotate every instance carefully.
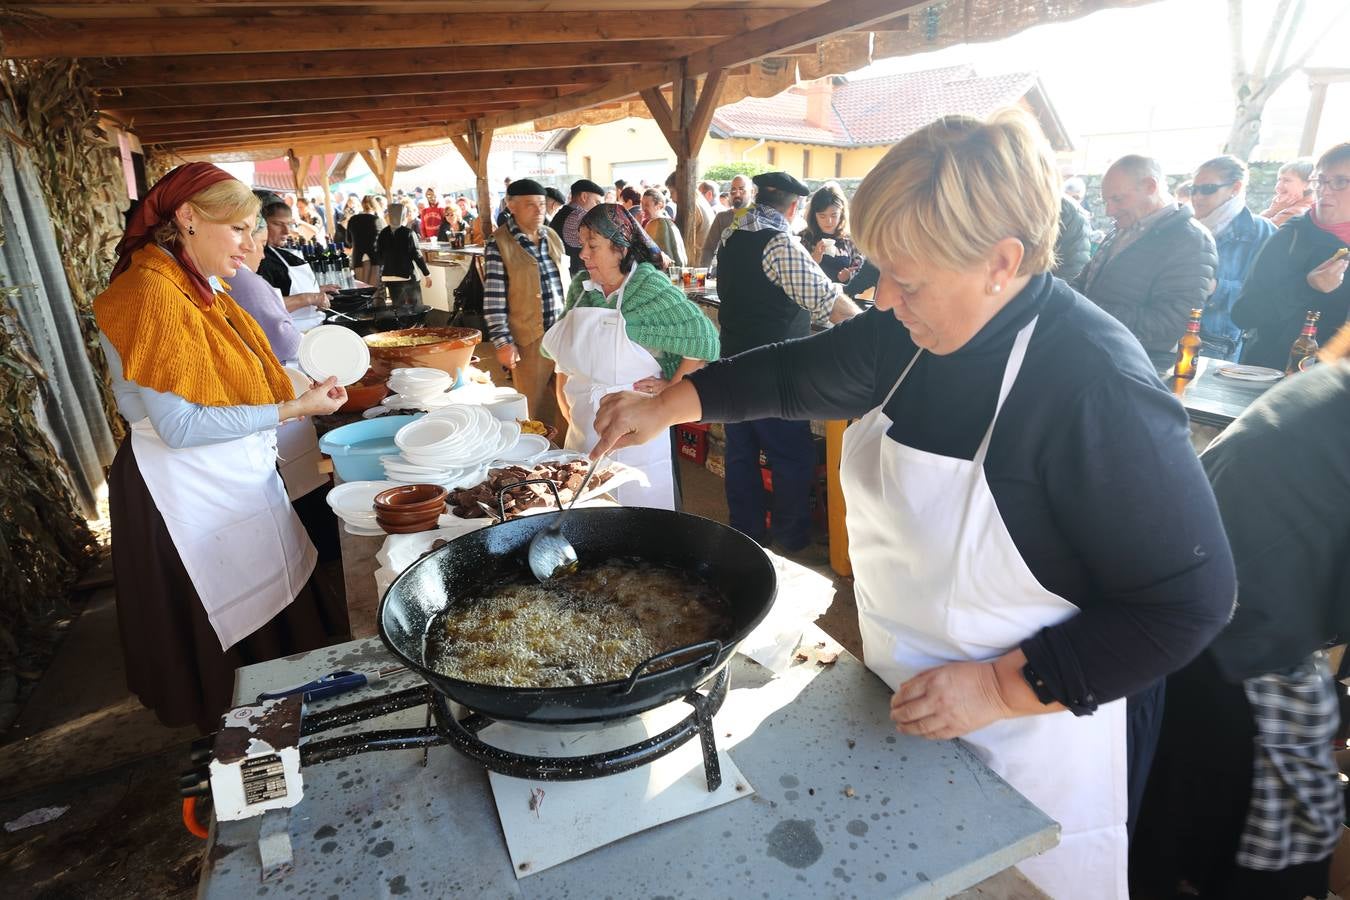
[298,670,730,792]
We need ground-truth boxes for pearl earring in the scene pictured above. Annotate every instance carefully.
[991,283,1003,294]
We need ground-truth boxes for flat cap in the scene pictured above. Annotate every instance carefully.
[752,171,810,196]
[570,178,605,197]
[544,186,567,205]
[506,179,546,197]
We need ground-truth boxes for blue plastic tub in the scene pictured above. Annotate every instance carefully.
[318,414,422,482]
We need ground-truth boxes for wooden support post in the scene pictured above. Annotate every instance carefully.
[363,141,399,201]
[642,66,725,252]
[451,120,494,237]
[288,152,311,197]
[320,154,334,241]
[1300,80,1329,157]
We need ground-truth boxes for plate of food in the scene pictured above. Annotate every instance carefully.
[1214,365,1284,382]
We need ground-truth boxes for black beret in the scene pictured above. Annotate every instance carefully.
[571,179,605,196]
[752,171,810,196]
[506,179,546,197]
[545,187,567,205]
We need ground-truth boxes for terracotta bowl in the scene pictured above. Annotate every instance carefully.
[374,484,447,512]
[364,327,482,379]
[376,516,442,535]
[375,506,444,528]
[337,372,389,413]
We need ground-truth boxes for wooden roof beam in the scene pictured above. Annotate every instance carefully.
[108,93,552,126]
[485,0,917,131]
[86,41,705,89]
[99,70,604,110]
[135,114,491,143]
[161,124,470,157]
[3,10,792,57]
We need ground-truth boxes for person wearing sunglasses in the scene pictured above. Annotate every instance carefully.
[1074,154,1218,353]
[1189,156,1276,362]
[1233,142,1350,369]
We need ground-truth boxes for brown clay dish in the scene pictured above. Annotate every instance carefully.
[365,327,481,378]
[337,372,389,413]
[374,484,447,511]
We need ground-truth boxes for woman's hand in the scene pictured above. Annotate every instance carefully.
[423,276,433,289]
[810,240,826,264]
[631,375,670,396]
[1307,252,1349,293]
[890,660,1013,740]
[311,292,331,310]
[280,376,347,420]
[592,380,701,459]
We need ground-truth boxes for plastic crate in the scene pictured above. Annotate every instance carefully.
[676,422,709,465]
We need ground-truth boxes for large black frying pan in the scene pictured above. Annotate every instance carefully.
[378,506,776,724]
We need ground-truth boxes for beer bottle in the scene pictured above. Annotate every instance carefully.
[1174,308,1203,380]
[1285,311,1321,375]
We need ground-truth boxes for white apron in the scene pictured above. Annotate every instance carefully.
[839,317,1128,899]
[130,418,317,651]
[264,246,329,499]
[540,284,674,509]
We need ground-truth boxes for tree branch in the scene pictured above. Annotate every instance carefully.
[1270,0,1305,77]
[1266,4,1350,95]
[1252,0,1296,79]
[1227,0,1246,92]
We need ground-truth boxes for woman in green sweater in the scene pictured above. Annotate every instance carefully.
[542,203,718,509]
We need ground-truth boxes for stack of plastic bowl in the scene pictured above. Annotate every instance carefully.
[381,367,455,410]
[381,403,547,489]
[325,480,398,536]
[373,484,448,534]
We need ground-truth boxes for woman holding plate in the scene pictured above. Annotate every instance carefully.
[96,163,351,733]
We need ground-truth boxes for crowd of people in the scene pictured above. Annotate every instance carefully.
[88,110,1350,900]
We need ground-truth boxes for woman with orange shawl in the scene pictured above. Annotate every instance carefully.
[96,163,350,732]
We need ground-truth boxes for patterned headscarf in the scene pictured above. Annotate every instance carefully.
[112,161,237,304]
[580,202,664,261]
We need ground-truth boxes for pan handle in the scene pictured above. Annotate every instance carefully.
[494,477,564,520]
[615,640,722,695]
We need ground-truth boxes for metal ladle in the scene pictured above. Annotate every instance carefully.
[526,454,605,582]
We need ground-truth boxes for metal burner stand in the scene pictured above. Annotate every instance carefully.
[298,669,730,791]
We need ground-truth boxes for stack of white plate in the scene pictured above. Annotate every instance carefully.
[326,480,398,536]
[382,367,455,410]
[382,404,550,488]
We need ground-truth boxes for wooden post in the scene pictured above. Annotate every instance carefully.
[641,66,724,247]
[320,154,335,240]
[451,120,494,237]
[1299,80,1329,156]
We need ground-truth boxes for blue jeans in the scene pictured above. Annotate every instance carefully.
[724,418,815,550]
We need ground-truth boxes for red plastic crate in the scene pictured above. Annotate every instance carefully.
[676,423,709,465]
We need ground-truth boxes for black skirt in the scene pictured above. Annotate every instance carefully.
[108,438,350,734]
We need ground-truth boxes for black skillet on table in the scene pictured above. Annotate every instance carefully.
[377,491,777,725]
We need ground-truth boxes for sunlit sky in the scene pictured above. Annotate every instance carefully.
[850,0,1350,173]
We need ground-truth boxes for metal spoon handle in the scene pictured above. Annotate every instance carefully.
[554,454,603,529]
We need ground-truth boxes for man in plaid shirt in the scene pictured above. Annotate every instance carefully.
[483,179,568,428]
[713,171,860,562]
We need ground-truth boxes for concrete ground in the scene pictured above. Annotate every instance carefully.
[0,459,1062,898]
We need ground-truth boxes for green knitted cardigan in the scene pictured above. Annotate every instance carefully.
[549,261,719,379]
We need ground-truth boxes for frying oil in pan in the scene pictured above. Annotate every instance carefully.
[424,557,733,688]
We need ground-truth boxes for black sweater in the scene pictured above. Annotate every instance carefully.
[375,226,429,279]
[1231,213,1350,369]
[1200,360,1350,681]
[689,274,1236,712]
[345,213,380,266]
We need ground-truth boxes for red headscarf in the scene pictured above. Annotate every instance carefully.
[112,162,237,305]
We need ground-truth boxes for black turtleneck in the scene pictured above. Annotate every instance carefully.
[689,273,1236,712]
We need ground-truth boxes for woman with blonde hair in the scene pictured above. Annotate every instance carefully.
[590,112,1236,898]
[640,187,686,265]
[96,163,350,733]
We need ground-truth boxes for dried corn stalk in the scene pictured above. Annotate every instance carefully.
[0,58,125,443]
[0,222,98,670]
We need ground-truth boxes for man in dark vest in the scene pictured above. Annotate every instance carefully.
[548,178,605,274]
[715,171,860,560]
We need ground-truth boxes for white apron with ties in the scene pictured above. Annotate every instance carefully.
[839,317,1128,899]
[131,418,317,651]
[263,246,329,500]
[540,282,674,509]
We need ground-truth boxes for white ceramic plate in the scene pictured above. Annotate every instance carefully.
[298,325,371,386]
[1215,365,1283,382]
[343,521,387,537]
[282,366,311,399]
[326,480,398,517]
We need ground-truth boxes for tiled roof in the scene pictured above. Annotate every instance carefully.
[710,65,1044,148]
